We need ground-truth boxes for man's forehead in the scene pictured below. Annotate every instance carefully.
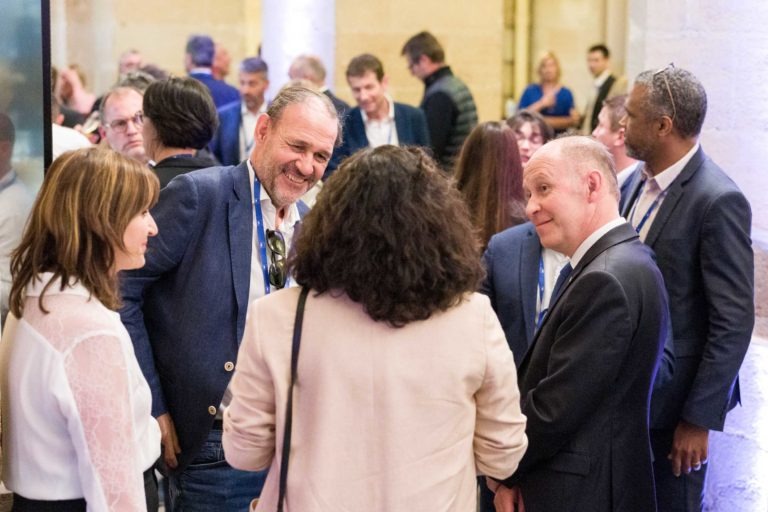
[105,90,142,115]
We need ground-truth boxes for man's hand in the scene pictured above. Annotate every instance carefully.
[157,413,181,469]
[491,483,525,512]
[668,419,709,477]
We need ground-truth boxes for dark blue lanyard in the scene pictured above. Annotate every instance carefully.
[536,256,546,326]
[253,178,274,296]
[630,180,666,234]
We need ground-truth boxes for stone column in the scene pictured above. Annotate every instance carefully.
[628,2,768,510]
[260,0,336,100]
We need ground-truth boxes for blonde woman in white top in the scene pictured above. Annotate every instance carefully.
[1,147,161,511]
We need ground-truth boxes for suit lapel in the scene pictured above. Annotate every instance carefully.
[393,103,406,143]
[228,162,253,332]
[643,147,705,247]
[520,226,541,343]
[350,109,369,149]
[518,223,639,369]
[620,164,644,217]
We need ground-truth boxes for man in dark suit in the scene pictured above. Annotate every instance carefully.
[210,56,270,166]
[324,53,430,179]
[620,66,754,512]
[185,34,240,108]
[288,54,349,118]
[120,85,340,511]
[582,44,627,134]
[492,136,669,512]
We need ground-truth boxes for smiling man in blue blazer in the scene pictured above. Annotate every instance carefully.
[120,85,340,511]
[324,53,430,179]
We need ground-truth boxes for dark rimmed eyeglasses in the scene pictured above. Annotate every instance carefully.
[266,229,287,289]
[653,63,677,123]
[105,111,144,133]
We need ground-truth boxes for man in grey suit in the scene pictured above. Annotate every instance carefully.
[492,136,669,512]
[620,66,754,512]
[120,85,340,511]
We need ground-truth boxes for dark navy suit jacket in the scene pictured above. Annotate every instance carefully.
[189,71,240,108]
[620,147,754,431]
[504,223,669,512]
[480,222,540,366]
[324,102,430,180]
[120,162,254,473]
[209,101,243,166]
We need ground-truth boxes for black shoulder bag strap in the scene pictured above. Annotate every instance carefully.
[277,286,309,512]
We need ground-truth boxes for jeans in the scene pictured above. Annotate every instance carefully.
[168,427,267,511]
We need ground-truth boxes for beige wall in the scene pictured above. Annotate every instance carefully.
[528,0,628,112]
[57,0,261,95]
[334,0,504,121]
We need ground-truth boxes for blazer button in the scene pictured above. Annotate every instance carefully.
[224,361,235,372]
[208,405,217,415]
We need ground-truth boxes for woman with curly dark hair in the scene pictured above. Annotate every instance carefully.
[223,145,527,512]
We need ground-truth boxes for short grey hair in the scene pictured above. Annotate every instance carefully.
[634,66,707,139]
[553,135,619,202]
[266,84,343,147]
[288,55,326,85]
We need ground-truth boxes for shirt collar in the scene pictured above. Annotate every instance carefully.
[594,69,612,87]
[0,169,17,189]
[241,100,268,118]
[246,159,301,229]
[641,142,700,193]
[570,217,627,268]
[26,272,92,299]
[423,66,452,87]
[189,68,212,76]
[359,95,395,123]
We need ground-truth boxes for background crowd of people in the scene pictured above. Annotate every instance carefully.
[0,28,755,512]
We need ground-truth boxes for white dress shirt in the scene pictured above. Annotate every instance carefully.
[629,143,699,241]
[0,170,33,320]
[240,101,268,161]
[360,95,399,147]
[0,273,160,508]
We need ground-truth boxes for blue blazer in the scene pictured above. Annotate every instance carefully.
[620,147,754,431]
[480,222,540,366]
[325,102,430,180]
[120,162,253,473]
[189,71,240,108]
[209,101,243,166]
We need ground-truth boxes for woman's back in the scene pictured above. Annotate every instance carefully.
[224,288,527,512]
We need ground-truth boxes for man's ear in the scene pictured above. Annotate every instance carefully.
[254,113,271,143]
[586,169,603,199]
[657,115,674,137]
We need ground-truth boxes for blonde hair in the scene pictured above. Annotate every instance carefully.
[9,147,159,316]
[537,51,561,82]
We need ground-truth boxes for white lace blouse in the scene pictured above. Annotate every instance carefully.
[0,273,160,510]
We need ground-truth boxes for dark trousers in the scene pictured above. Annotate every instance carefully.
[651,428,707,512]
[13,467,158,512]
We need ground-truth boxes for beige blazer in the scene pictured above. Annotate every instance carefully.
[223,288,527,512]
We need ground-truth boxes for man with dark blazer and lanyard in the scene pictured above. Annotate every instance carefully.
[120,85,340,511]
[324,53,430,180]
[210,56,270,166]
[620,66,754,512]
[491,136,669,512]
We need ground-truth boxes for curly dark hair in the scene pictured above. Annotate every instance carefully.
[291,145,484,327]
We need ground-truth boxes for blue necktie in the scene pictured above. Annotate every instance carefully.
[550,263,573,304]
